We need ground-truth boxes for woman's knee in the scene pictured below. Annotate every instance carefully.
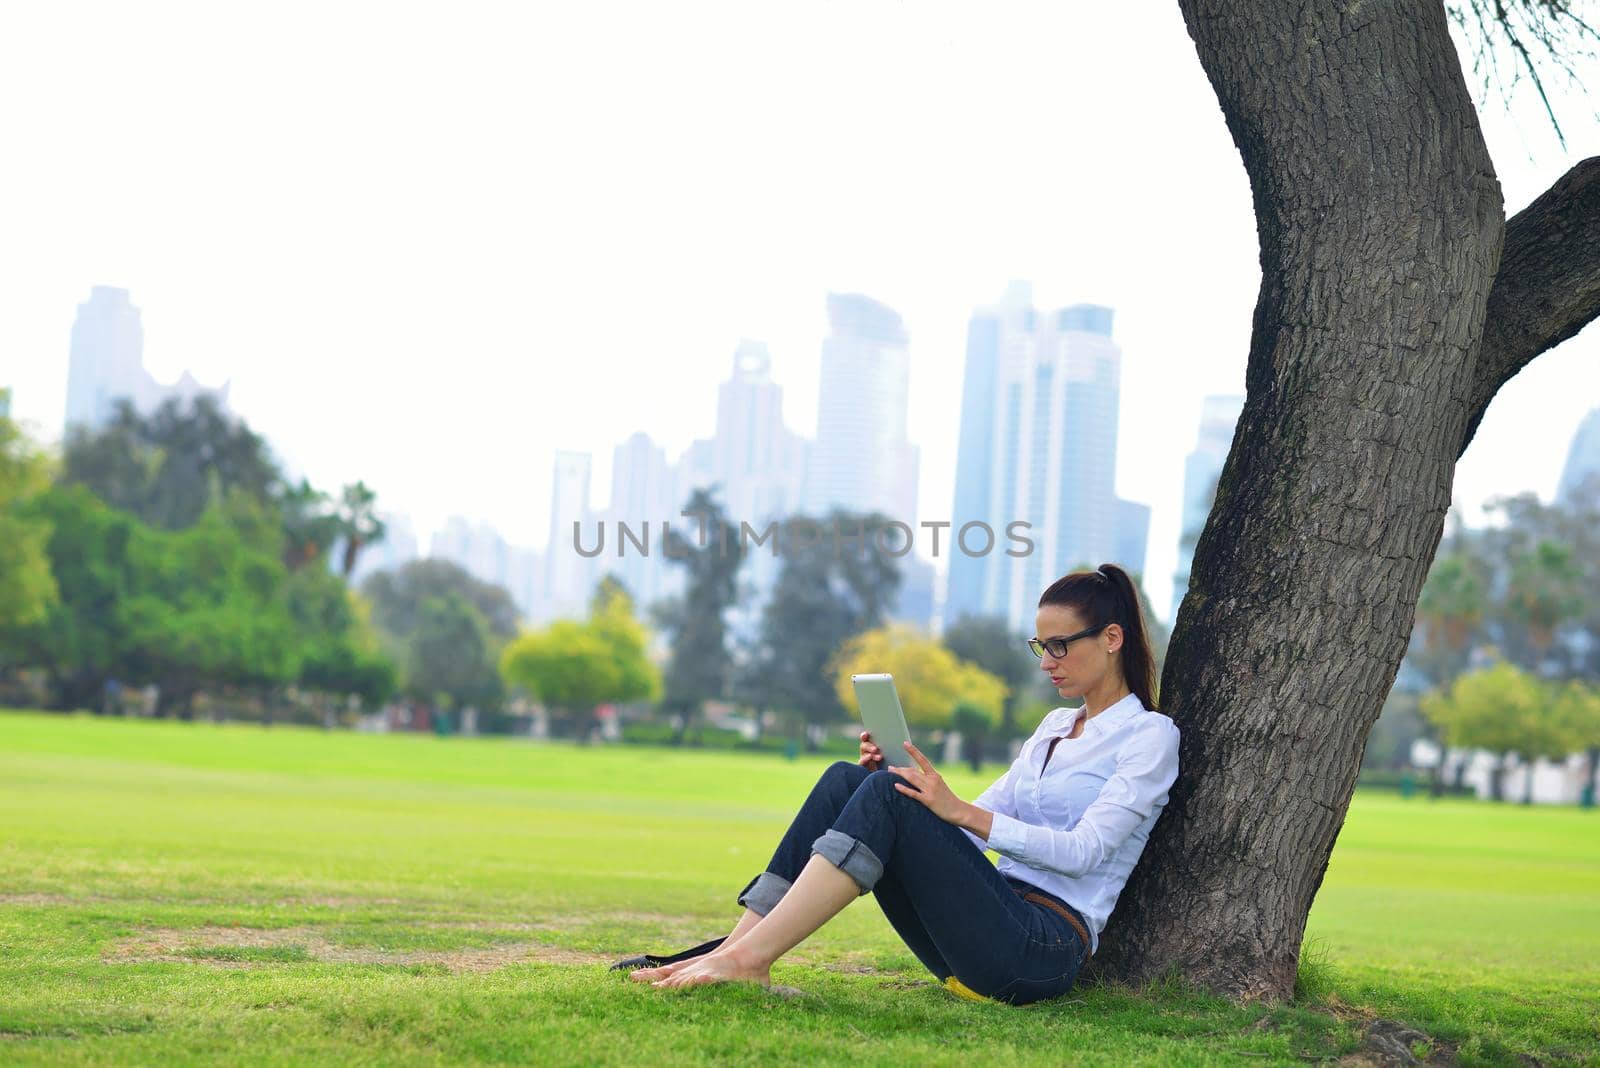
[862,768,898,790]
[860,768,919,808]
[824,760,872,785]
[814,760,872,802]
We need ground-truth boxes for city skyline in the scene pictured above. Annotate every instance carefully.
[946,283,1150,631]
[4,4,1596,628]
[16,276,1600,630]
[1558,407,1600,506]
[63,286,230,434]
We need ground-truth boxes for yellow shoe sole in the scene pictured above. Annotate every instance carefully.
[943,976,998,1004]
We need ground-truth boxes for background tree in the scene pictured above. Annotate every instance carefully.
[500,582,660,738]
[1098,0,1600,1000]
[279,479,342,571]
[5,488,303,714]
[1503,539,1586,667]
[1422,662,1562,801]
[1401,488,1600,696]
[0,413,57,631]
[655,489,743,742]
[334,481,386,579]
[1,483,393,720]
[1,486,142,707]
[588,576,661,719]
[362,559,521,644]
[405,593,503,720]
[950,703,994,773]
[62,396,280,531]
[57,396,391,592]
[941,615,1036,745]
[285,565,397,716]
[1414,550,1490,686]
[737,511,903,747]
[1550,680,1600,803]
[832,625,1005,732]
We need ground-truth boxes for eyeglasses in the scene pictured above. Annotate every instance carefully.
[1027,623,1111,659]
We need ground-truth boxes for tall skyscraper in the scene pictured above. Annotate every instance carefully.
[425,517,541,622]
[603,431,684,614]
[949,283,1032,624]
[431,517,514,592]
[1115,498,1152,579]
[805,293,919,524]
[1557,406,1600,505]
[711,341,808,524]
[543,450,596,621]
[946,285,1146,632]
[1171,393,1245,622]
[63,286,229,433]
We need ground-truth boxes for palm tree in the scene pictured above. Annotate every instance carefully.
[1417,554,1487,666]
[1506,540,1584,663]
[279,479,340,570]
[336,481,387,580]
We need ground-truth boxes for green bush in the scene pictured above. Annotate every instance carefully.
[619,720,858,757]
[1355,767,1474,797]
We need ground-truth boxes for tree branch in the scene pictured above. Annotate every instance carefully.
[1460,156,1600,456]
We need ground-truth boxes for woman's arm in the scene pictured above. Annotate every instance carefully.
[957,762,1017,847]
[888,720,1053,849]
[886,742,1011,847]
[984,718,1180,877]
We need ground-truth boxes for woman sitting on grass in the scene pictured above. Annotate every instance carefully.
[631,563,1180,1005]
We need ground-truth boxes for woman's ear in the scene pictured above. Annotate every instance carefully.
[1103,623,1124,654]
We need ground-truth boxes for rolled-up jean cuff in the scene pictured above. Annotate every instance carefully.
[736,871,792,916]
[811,829,883,894]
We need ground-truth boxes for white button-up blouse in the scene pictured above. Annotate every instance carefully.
[965,692,1180,953]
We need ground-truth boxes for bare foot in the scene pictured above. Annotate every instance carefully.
[652,947,770,990]
[628,961,682,983]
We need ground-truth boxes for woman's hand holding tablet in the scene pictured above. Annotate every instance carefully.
[851,673,916,769]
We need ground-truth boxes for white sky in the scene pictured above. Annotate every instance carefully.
[3,1,1597,624]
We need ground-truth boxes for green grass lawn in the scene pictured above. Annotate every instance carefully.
[1,711,1596,1066]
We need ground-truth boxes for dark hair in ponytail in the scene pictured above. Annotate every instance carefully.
[1037,563,1158,711]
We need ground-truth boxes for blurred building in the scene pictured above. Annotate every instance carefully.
[428,516,541,621]
[603,431,685,617]
[1440,748,1595,805]
[946,283,1147,632]
[805,293,919,525]
[63,286,230,433]
[710,340,808,525]
[542,450,597,621]
[1557,405,1600,505]
[1171,393,1244,623]
[1115,498,1151,579]
[891,553,937,630]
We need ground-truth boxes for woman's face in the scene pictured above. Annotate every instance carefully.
[1033,604,1122,700]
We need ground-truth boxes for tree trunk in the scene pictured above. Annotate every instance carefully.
[1090,0,1505,1001]
[1092,0,1600,1002]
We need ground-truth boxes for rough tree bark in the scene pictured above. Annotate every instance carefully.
[1088,0,1600,1002]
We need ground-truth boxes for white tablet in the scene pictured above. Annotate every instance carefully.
[851,673,915,769]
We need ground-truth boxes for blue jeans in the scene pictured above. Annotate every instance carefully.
[737,761,1089,1005]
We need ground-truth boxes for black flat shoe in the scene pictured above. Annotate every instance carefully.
[609,936,727,973]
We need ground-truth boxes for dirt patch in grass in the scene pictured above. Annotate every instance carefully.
[247,895,408,909]
[0,893,84,906]
[105,925,612,972]
[526,911,686,932]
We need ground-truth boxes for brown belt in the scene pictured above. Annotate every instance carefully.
[1018,890,1093,959]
